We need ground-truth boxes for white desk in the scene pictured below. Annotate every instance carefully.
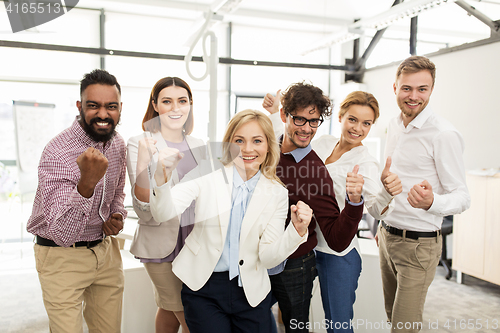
[121,250,157,333]
[120,214,157,333]
[309,238,389,333]
[119,219,388,332]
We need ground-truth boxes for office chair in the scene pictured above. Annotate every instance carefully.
[440,215,454,280]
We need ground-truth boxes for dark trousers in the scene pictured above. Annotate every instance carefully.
[181,271,274,333]
[269,251,317,333]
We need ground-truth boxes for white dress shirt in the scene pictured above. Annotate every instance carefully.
[312,135,394,256]
[383,105,470,232]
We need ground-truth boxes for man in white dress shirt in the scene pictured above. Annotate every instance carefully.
[377,56,470,332]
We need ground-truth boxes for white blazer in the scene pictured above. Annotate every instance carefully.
[126,131,206,259]
[150,162,307,307]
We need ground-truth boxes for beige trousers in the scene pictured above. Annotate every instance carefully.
[378,223,442,333]
[34,236,124,333]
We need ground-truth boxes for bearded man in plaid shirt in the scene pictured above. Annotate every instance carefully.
[27,69,127,333]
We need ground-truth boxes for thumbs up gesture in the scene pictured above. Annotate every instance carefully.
[346,165,364,203]
[381,157,402,196]
[262,89,281,115]
[408,180,434,210]
[154,147,184,186]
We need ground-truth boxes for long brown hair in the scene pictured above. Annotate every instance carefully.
[141,77,194,134]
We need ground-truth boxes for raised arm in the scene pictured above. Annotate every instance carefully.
[263,90,285,138]
[361,157,401,220]
[150,153,205,224]
[31,148,106,247]
[314,165,364,252]
[126,134,158,221]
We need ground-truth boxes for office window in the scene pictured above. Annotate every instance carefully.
[0,8,100,48]
[0,48,100,81]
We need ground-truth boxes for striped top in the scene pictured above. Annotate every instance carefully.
[27,117,127,247]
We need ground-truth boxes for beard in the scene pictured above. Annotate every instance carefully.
[397,98,429,120]
[79,109,119,143]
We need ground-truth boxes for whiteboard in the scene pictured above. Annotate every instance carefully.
[13,101,56,173]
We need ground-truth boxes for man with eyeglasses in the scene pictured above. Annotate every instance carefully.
[263,82,364,333]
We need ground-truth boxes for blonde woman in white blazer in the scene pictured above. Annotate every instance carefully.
[126,77,206,333]
[263,90,403,333]
[151,110,312,333]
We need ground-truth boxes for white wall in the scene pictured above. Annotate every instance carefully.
[363,41,500,171]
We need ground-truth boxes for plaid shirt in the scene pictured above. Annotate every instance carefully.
[27,118,127,247]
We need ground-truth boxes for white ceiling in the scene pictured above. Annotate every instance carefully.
[79,0,500,66]
[82,1,500,40]
[82,0,500,34]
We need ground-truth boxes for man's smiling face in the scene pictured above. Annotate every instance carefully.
[77,84,121,142]
[280,105,321,153]
[394,70,434,126]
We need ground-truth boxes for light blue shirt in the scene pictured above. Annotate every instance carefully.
[214,167,261,285]
[283,141,312,163]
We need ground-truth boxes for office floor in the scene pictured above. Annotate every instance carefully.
[1,240,500,333]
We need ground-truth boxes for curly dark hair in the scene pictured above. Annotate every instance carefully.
[281,81,332,118]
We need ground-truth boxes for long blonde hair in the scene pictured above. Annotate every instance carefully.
[221,109,283,185]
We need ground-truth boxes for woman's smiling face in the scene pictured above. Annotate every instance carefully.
[339,104,375,147]
[153,86,191,133]
[230,120,268,179]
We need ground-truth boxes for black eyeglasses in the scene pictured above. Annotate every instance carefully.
[287,114,323,128]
